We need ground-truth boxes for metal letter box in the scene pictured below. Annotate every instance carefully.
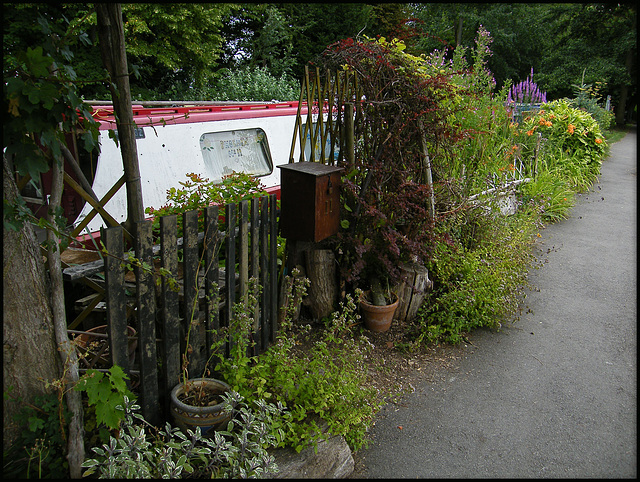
[278,162,343,242]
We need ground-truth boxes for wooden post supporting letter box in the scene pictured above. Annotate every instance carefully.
[278,162,343,242]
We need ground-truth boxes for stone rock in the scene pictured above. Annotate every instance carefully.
[267,434,354,479]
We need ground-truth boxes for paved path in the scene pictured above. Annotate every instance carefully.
[352,128,636,478]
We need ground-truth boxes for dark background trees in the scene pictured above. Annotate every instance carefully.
[4,3,635,122]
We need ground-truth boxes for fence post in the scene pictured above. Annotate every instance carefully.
[225,203,237,355]
[135,220,160,425]
[103,226,128,373]
[203,205,220,367]
[269,194,278,342]
[183,210,205,377]
[160,215,180,407]
[259,196,270,350]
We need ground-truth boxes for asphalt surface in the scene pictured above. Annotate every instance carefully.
[352,127,637,478]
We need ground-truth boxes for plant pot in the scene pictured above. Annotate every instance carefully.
[170,378,234,436]
[74,324,137,368]
[359,293,399,333]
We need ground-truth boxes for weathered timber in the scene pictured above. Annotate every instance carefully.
[135,220,160,425]
[395,262,432,323]
[304,249,337,320]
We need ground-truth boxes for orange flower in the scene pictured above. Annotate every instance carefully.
[527,130,534,136]
[545,121,552,127]
[567,124,575,134]
[539,118,546,126]
[595,138,602,144]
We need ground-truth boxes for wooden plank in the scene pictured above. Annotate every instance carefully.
[103,226,128,373]
[269,194,278,342]
[204,205,220,366]
[160,215,180,400]
[225,203,237,355]
[259,196,269,350]
[63,172,121,229]
[69,175,127,239]
[250,199,260,331]
[135,220,160,425]
[182,210,205,377]
[238,200,249,306]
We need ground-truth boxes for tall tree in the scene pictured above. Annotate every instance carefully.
[120,3,231,97]
[539,3,636,124]
[277,3,373,76]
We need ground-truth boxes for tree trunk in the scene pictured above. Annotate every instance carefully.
[96,3,145,232]
[2,156,62,453]
[46,156,85,478]
[304,249,338,320]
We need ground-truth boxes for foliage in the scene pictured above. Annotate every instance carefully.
[536,3,636,103]
[3,391,70,478]
[320,34,463,290]
[206,66,300,102]
[520,170,576,223]
[74,365,135,434]
[145,172,268,237]
[81,393,281,478]
[3,14,100,202]
[521,99,607,191]
[214,272,381,452]
[568,71,615,131]
[417,210,537,344]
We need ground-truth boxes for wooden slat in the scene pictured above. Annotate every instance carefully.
[259,196,269,350]
[103,226,128,373]
[135,220,160,425]
[269,194,279,342]
[238,200,249,306]
[160,215,180,400]
[63,172,121,230]
[182,210,204,377]
[224,203,237,355]
[69,175,129,241]
[250,199,260,330]
[203,205,220,365]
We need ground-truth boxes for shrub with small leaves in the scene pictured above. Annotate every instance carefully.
[81,392,282,478]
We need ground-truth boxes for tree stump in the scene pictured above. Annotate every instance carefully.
[303,249,338,321]
[395,262,432,323]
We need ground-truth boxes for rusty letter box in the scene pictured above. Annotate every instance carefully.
[278,162,343,242]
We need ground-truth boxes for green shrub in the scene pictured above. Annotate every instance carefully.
[144,172,268,238]
[207,66,300,102]
[520,170,576,223]
[417,211,536,344]
[214,273,381,452]
[521,99,607,182]
[82,394,282,478]
[3,392,70,478]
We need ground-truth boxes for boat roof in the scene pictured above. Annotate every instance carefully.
[87,101,306,130]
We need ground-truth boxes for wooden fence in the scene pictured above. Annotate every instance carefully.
[99,194,279,425]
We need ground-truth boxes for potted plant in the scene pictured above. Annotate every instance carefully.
[169,276,235,436]
[170,256,232,436]
[71,324,138,369]
[169,277,261,436]
[359,279,399,333]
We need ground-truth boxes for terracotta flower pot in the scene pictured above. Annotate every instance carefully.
[360,293,399,333]
[74,324,137,368]
[170,378,234,436]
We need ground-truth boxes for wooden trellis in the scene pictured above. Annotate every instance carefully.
[289,66,362,167]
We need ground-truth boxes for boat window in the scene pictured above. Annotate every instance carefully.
[199,128,273,181]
